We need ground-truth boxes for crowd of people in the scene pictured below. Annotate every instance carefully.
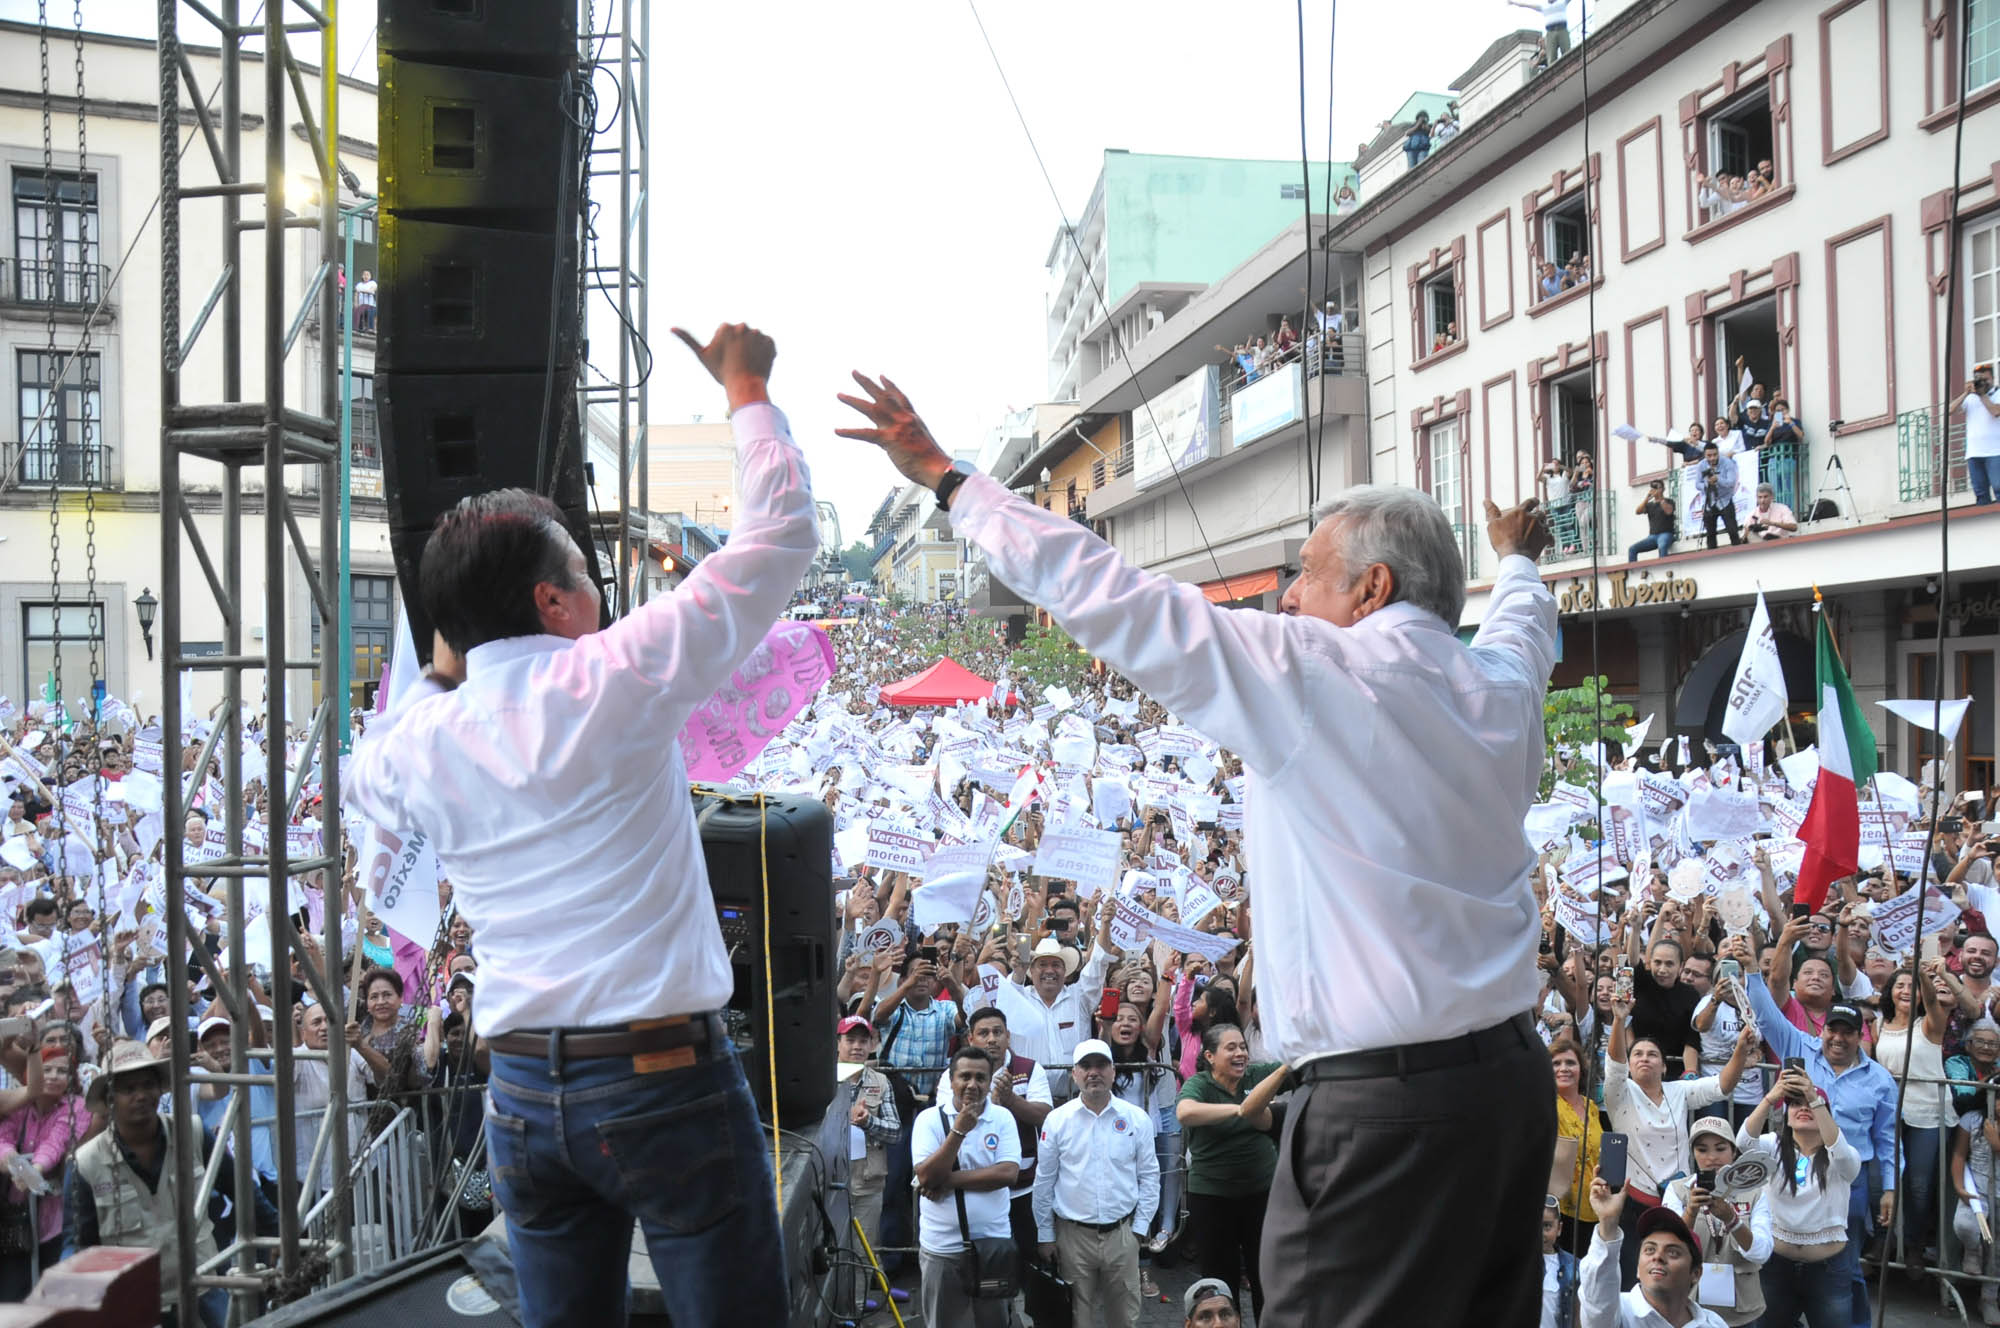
[1537,253,1595,302]
[773,585,1994,1328]
[1213,298,1350,393]
[1697,163,1780,223]
[0,688,489,1326]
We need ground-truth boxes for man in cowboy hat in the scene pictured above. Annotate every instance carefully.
[66,1040,270,1328]
[1581,1174,1727,1326]
[987,910,1116,1070]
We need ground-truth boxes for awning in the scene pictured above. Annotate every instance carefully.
[1674,625,1814,741]
[1200,567,1281,603]
[879,657,999,707]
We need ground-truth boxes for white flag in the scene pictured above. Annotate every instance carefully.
[1877,698,1971,746]
[1720,591,1788,747]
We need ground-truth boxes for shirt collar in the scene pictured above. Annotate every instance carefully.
[1352,601,1451,636]
[465,634,573,676]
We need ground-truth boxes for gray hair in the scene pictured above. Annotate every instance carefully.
[1309,485,1466,625]
[1755,482,1775,496]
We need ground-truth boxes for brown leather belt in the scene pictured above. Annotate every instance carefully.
[489,1015,711,1062]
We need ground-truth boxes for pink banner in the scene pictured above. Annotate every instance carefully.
[679,621,835,781]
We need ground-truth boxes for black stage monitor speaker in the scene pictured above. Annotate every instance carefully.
[378,63,570,219]
[693,788,837,1127]
[377,217,574,374]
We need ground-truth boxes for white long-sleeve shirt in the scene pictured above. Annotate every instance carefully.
[949,473,1558,1060]
[1579,1229,1729,1327]
[1731,1126,1862,1247]
[1031,1092,1159,1242]
[1603,1057,1726,1198]
[346,403,819,1035]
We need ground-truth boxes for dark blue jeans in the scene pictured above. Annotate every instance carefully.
[1969,454,2000,505]
[1627,532,1673,561]
[1900,1124,1947,1260]
[486,1020,787,1328]
[1759,1244,1856,1328]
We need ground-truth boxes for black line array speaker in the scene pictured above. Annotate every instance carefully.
[377,0,599,660]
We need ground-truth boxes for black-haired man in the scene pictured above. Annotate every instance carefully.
[1580,1178,1725,1326]
[912,1046,1021,1328]
[347,322,819,1328]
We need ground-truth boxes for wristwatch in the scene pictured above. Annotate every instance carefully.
[933,460,975,509]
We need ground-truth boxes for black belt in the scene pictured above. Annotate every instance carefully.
[1058,1211,1134,1233]
[490,1014,712,1063]
[1296,1012,1537,1083]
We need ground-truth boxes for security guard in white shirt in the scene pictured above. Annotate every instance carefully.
[1033,1039,1160,1328]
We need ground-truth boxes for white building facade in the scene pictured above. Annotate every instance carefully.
[0,23,391,720]
[1344,0,2000,788]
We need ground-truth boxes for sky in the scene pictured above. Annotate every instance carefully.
[4,0,1541,537]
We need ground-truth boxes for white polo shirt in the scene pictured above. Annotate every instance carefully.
[912,1100,1020,1255]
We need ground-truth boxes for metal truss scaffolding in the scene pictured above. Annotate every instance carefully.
[578,0,651,612]
[157,0,352,1317]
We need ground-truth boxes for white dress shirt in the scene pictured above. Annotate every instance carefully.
[1579,1230,1728,1327]
[346,403,818,1035]
[912,1099,1021,1254]
[949,474,1558,1060]
[1032,1092,1159,1242]
[1602,1057,1725,1198]
[976,944,1115,1068]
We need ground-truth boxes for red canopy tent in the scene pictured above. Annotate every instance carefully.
[879,657,997,707]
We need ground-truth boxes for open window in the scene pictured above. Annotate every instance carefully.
[1542,193,1590,279]
[1423,271,1459,352]
[1428,416,1464,518]
[1708,295,1780,419]
[1680,39,1794,234]
[1547,366,1598,468]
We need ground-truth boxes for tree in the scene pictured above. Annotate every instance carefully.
[839,540,876,584]
[1542,675,1634,801]
[1007,624,1093,696]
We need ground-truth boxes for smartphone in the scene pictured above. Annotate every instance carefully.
[1051,919,1072,936]
[0,1016,28,1042]
[1984,820,2000,836]
[919,946,939,966]
[1598,1133,1630,1191]
[1097,989,1120,1019]
[1942,817,1965,834]
[1694,1168,1716,1192]
[1612,960,1634,1006]
[1783,1056,1805,1075]
[1716,959,1741,985]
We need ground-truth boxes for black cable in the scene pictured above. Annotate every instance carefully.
[1874,4,1975,1317]
[964,0,1235,597]
[1313,1,1339,524]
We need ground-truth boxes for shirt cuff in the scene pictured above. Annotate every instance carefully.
[1497,553,1542,577]
[728,401,788,441]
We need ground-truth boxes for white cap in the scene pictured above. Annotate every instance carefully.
[1071,1038,1114,1066]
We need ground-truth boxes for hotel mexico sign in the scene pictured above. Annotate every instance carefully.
[1556,570,1698,615]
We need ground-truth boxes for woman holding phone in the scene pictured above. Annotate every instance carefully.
[1605,993,1756,1286]
[1735,1065,1861,1328]
[1661,1117,1772,1324]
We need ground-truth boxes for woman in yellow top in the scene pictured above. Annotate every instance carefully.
[1550,1036,1604,1252]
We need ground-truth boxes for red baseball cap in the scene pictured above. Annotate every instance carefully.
[836,1016,874,1038]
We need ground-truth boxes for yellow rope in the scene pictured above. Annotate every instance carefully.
[760,795,781,1210]
[853,1216,909,1328]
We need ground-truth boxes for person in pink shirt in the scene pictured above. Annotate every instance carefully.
[0,1046,93,1298]
[1769,914,1875,1049]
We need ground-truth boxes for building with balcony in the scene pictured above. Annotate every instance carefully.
[0,22,394,718]
[1046,150,1357,401]
[1338,0,2000,787]
[867,472,972,605]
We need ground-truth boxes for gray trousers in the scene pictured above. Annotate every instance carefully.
[1259,1015,1555,1328]
[1056,1218,1141,1328]
[920,1247,1013,1328]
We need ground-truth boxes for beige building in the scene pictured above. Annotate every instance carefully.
[645,420,737,531]
[0,22,392,721]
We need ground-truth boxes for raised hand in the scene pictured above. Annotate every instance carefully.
[1484,497,1553,561]
[670,322,774,411]
[835,373,953,492]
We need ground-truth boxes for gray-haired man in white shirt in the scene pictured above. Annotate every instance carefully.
[839,372,1559,1328]
[348,323,818,1328]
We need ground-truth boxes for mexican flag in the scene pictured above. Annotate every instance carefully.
[1793,612,1877,910]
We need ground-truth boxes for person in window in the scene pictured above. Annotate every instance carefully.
[1539,261,1566,301]
[1432,321,1460,353]
[1766,397,1803,447]
[1628,482,1676,561]
[1744,484,1797,542]
[1404,112,1432,168]
[1274,317,1299,359]
[1568,453,1596,554]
